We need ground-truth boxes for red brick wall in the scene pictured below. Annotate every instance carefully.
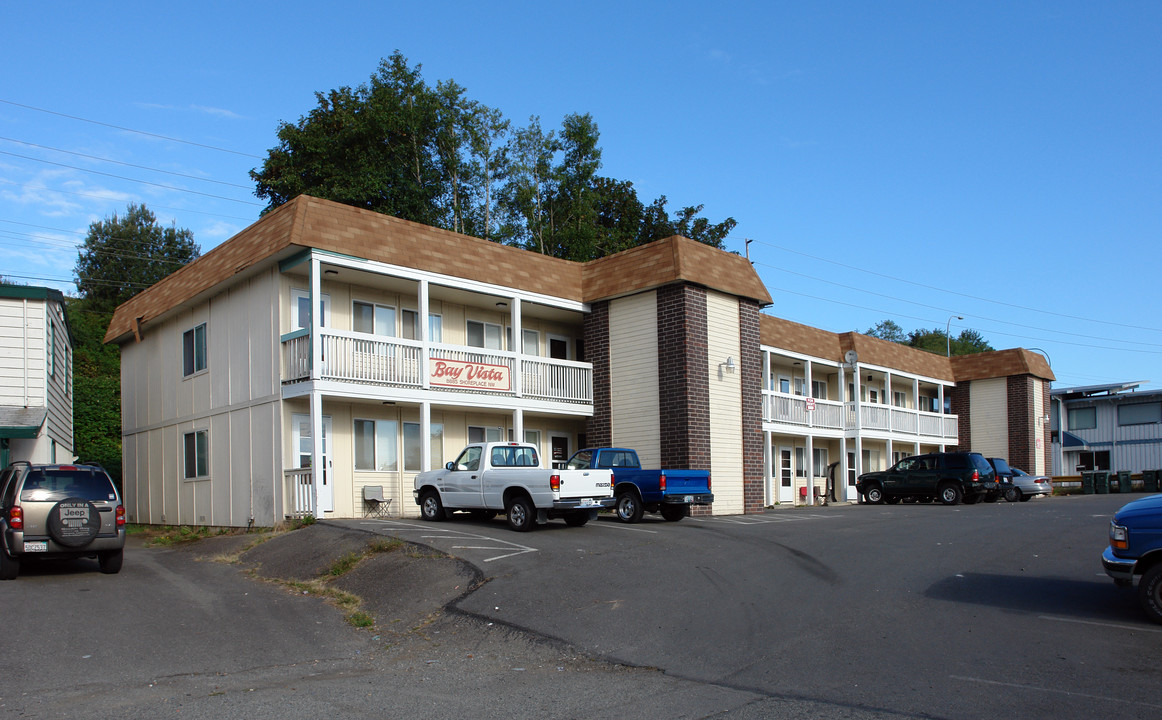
[1007,375,1034,470]
[584,301,611,448]
[949,382,971,452]
[739,300,764,513]
[657,284,710,471]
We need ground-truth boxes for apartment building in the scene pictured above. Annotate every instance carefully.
[105,196,1053,525]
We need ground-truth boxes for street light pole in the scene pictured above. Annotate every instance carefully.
[946,315,964,357]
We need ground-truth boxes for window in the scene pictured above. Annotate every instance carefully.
[523,329,540,356]
[184,430,208,479]
[490,445,539,467]
[402,310,444,342]
[403,422,444,472]
[1068,407,1097,430]
[354,419,398,471]
[183,323,207,377]
[1118,402,1161,426]
[812,380,827,400]
[813,448,828,475]
[795,447,805,477]
[292,289,329,329]
[779,376,791,393]
[893,391,907,408]
[793,378,805,396]
[919,395,938,413]
[467,320,502,350]
[452,446,482,471]
[353,301,395,336]
[468,425,503,443]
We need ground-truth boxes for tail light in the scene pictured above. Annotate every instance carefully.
[9,506,23,531]
[116,505,126,527]
[550,474,560,492]
[707,474,711,491]
[659,473,667,492]
[971,470,979,480]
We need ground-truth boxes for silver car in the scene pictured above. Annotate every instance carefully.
[1,462,126,579]
[1004,467,1052,502]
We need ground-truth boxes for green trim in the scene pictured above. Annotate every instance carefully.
[278,249,312,272]
[0,284,65,303]
[280,328,310,343]
[0,425,42,439]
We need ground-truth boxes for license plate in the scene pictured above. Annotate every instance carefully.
[24,541,47,552]
[684,495,694,504]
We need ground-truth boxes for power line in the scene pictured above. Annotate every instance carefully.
[0,136,253,189]
[0,99,263,159]
[746,237,1162,334]
[0,149,262,206]
[0,178,258,223]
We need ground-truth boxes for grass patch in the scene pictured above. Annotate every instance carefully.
[328,551,363,577]
[131,524,242,547]
[347,611,375,628]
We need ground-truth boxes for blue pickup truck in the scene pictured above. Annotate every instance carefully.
[564,448,713,523]
[1102,493,1162,624]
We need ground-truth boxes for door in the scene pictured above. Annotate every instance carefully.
[292,414,333,513]
[778,447,794,503]
[550,434,570,469]
[444,445,484,508]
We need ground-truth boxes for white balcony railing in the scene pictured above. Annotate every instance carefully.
[281,330,592,405]
[764,391,958,441]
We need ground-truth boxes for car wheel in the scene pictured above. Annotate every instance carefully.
[564,510,590,527]
[419,491,445,522]
[660,505,687,522]
[615,491,644,523]
[506,495,535,531]
[1139,564,1162,625]
[865,485,884,504]
[1004,487,1020,502]
[939,483,962,506]
[0,547,19,580]
[98,549,123,574]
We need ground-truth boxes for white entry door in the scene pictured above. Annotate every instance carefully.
[778,447,794,504]
[293,414,333,513]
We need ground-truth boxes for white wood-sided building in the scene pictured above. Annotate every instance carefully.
[105,196,1055,526]
[1051,382,1162,475]
[0,285,73,467]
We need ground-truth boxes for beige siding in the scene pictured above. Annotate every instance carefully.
[608,291,661,467]
[121,268,284,527]
[707,291,743,514]
[970,377,1008,456]
[1033,381,1046,474]
[0,298,44,407]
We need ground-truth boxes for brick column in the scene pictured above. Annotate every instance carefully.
[948,382,971,452]
[584,300,611,448]
[739,300,764,513]
[657,284,710,471]
[1007,374,1038,471]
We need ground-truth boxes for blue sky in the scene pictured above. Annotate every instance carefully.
[2,1,1159,390]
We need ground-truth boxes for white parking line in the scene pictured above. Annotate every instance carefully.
[1038,615,1162,634]
[690,513,836,525]
[951,675,1162,710]
[592,522,659,534]
[371,520,537,562]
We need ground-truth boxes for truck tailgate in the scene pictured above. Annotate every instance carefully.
[557,469,613,500]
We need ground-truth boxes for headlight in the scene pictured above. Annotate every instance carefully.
[1110,522,1129,550]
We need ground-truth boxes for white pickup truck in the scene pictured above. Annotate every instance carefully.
[413,443,615,531]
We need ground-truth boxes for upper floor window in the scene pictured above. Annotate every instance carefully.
[1118,402,1160,426]
[292,289,330,329]
[46,317,55,378]
[1068,407,1097,430]
[183,323,207,377]
[401,309,443,342]
[467,320,502,350]
[812,380,827,400]
[353,301,395,336]
[892,391,907,408]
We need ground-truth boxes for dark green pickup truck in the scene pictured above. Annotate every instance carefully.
[856,451,997,506]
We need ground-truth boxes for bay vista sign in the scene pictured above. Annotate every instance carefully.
[428,358,511,391]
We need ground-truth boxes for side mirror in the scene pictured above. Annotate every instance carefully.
[445,461,455,471]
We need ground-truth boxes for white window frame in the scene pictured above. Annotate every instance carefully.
[183,323,207,378]
[468,425,504,444]
[467,320,503,350]
[292,288,330,329]
[353,300,396,337]
[354,418,399,472]
[184,429,209,480]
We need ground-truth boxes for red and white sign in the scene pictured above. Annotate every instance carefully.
[805,397,816,412]
[429,358,511,391]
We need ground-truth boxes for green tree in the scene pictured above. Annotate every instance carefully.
[67,298,122,486]
[74,203,199,314]
[864,319,993,356]
[865,319,907,343]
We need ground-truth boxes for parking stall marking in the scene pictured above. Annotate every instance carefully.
[689,513,837,525]
[359,519,537,562]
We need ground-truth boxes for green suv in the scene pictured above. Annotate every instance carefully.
[0,462,126,579]
[856,451,997,506]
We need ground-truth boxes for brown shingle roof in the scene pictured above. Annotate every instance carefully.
[759,315,1055,383]
[107,196,770,343]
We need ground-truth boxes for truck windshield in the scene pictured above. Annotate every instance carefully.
[490,446,539,467]
[566,451,592,470]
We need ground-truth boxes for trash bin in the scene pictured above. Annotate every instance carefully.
[1094,471,1110,494]
[1144,470,1159,493]
[1082,471,1095,494]
[1115,471,1132,493]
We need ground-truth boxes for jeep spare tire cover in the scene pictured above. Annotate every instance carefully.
[47,498,101,547]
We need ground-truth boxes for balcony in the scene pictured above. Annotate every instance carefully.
[281,329,592,405]
[764,391,958,441]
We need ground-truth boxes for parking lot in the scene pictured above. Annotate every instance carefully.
[349,494,1162,719]
[5,493,1160,719]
